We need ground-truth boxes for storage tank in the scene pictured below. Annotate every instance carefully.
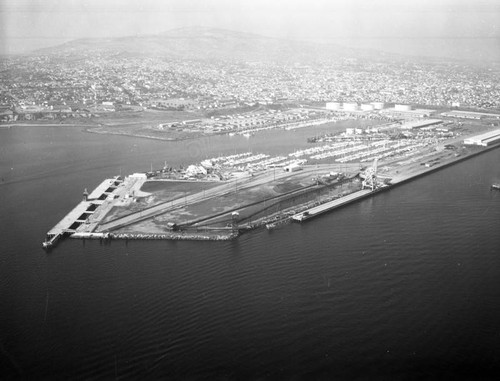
[371,102,385,110]
[395,104,412,111]
[326,102,341,110]
[343,102,359,111]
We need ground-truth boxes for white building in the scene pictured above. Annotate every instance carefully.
[283,162,302,172]
[464,129,500,146]
[185,165,208,177]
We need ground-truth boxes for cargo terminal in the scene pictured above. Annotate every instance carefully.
[42,112,500,248]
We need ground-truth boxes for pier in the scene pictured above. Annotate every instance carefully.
[42,176,125,248]
[291,189,374,222]
[42,140,500,248]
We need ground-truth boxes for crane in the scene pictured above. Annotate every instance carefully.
[361,158,378,191]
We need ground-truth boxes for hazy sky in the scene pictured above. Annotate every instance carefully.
[1,0,500,58]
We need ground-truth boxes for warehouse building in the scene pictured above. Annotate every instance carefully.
[463,129,500,146]
[400,119,443,129]
[441,110,500,120]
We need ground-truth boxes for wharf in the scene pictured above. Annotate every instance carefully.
[293,142,500,223]
[86,178,120,200]
[47,201,94,236]
[292,189,373,222]
[42,176,135,248]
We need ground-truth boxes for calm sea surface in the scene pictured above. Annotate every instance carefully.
[1,125,500,380]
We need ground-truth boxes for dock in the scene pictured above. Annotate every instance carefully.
[42,176,126,248]
[291,189,376,222]
[47,201,95,236]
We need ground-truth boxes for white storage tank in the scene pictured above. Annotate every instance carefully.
[343,102,359,111]
[326,102,341,110]
[371,102,385,110]
[395,104,412,111]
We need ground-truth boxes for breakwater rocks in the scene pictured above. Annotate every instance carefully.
[108,232,237,241]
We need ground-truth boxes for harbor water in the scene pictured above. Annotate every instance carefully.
[1,125,500,379]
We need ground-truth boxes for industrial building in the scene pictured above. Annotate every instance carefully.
[326,102,385,112]
[463,129,500,146]
[381,106,435,119]
[400,119,443,129]
[441,110,500,120]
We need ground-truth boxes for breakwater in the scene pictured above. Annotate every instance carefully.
[80,231,238,241]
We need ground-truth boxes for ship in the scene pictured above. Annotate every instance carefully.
[491,183,500,190]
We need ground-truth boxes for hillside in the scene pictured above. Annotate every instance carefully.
[34,26,369,62]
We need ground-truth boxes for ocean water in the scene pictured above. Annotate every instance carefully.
[1,126,500,380]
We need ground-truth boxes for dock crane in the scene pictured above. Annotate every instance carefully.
[361,158,378,191]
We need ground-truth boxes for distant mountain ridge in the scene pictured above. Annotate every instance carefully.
[34,26,375,62]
